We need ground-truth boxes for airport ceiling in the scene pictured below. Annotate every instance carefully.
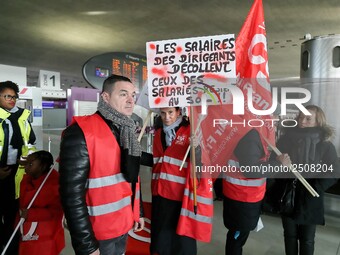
[1,0,340,87]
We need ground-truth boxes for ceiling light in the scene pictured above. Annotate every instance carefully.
[304,33,312,40]
[82,11,108,16]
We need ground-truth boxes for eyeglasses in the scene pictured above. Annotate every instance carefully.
[0,94,19,101]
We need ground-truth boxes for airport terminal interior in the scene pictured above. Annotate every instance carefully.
[45,130,339,255]
[1,0,340,254]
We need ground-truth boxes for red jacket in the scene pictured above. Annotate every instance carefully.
[19,170,65,255]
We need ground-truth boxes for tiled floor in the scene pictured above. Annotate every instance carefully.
[44,131,339,255]
[60,166,340,255]
[61,201,340,255]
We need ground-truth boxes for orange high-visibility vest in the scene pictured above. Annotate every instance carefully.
[176,173,214,242]
[222,155,266,203]
[75,114,139,240]
[152,126,190,201]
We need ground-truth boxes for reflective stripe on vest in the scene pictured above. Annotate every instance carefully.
[153,157,162,164]
[224,176,266,187]
[153,156,188,168]
[180,208,212,224]
[159,172,186,185]
[223,155,267,202]
[152,173,160,180]
[135,184,140,200]
[86,173,126,188]
[88,196,131,216]
[183,188,213,205]
[228,159,239,168]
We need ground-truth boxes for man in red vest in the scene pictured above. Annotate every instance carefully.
[59,75,150,255]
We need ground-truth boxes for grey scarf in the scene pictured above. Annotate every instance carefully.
[288,127,321,164]
[163,116,183,147]
[97,98,141,157]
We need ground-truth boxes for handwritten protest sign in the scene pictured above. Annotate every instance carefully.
[146,34,236,108]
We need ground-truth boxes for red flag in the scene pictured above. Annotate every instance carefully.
[236,0,275,146]
[192,0,274,172]
[194,105,251,170]
[237,0,269,84]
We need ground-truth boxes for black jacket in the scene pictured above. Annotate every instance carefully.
[59,113,148,255]
[276,127,339,225]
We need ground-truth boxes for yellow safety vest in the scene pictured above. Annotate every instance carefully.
[0,108,36,198]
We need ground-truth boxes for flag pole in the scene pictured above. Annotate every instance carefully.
[189,105,198,214]
[138,110,152,142]
[1,161,57,255]
[262,137,319,197]
[179,114,204,171]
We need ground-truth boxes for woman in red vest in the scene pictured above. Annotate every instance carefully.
[151,107,197,255]
[18,150,65,255]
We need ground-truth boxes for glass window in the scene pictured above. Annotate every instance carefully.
[301,50,310,71]
[332,46,340,68]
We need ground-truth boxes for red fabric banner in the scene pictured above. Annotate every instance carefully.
[236,0,275,147]
[193,0,274,171]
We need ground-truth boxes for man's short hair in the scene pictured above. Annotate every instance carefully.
[0,81,19,95]
[102,74,132,94]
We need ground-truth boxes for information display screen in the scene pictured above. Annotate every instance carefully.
[83,52,147,92]
[95,67,110,78]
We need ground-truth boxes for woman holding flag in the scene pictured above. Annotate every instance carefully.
[275,105,339,255]
[150,107,212,255]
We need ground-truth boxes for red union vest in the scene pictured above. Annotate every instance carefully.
[222,155,267,203]
[176,173,214,242]
[152,125,190,201]
[74,114,138,240]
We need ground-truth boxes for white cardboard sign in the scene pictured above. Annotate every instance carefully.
[146,34,236,108]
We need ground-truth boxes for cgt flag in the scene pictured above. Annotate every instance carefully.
[236,0,275,146]
[192,0,274,170]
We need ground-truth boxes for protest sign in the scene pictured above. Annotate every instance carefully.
[146,34,236,108]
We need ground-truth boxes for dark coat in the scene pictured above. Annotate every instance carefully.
[276,127,339,225]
